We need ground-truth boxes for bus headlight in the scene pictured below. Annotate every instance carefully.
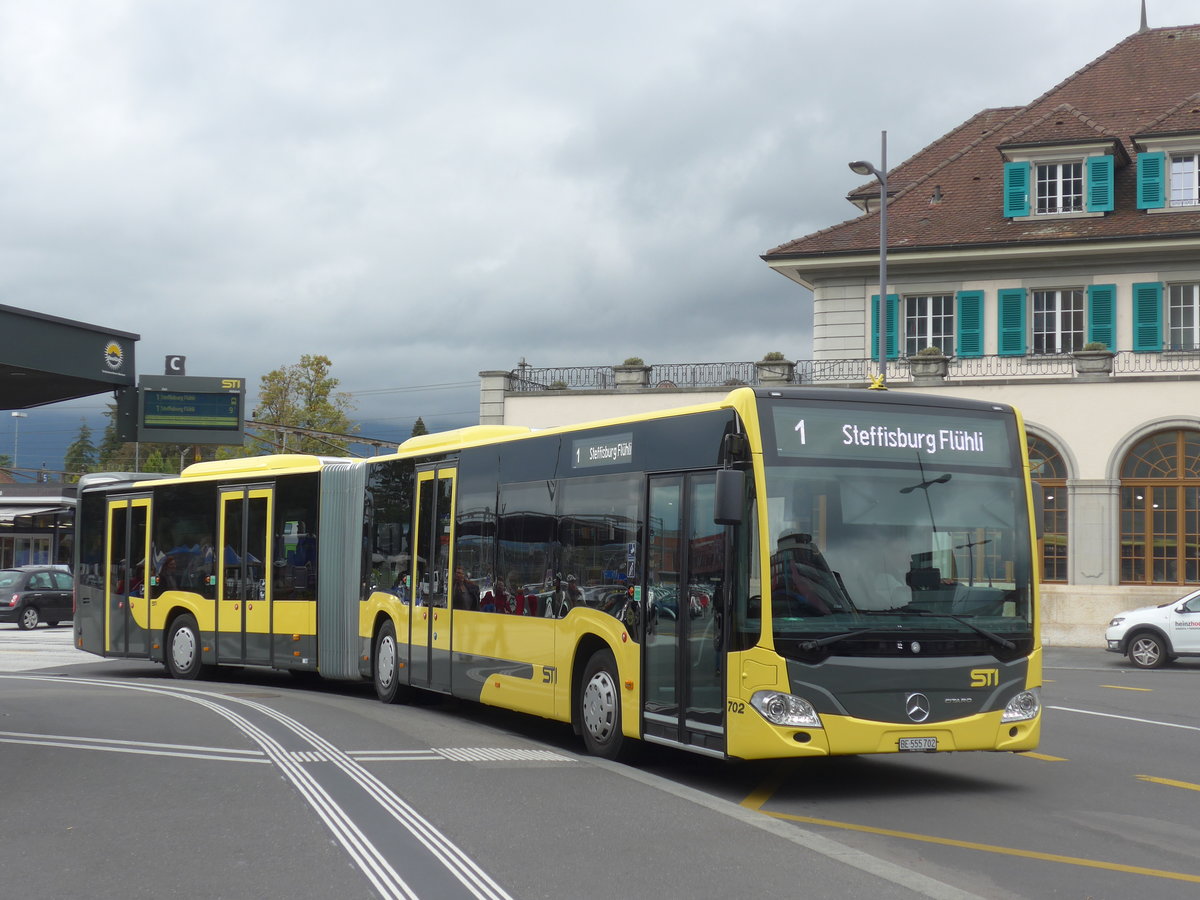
[1001,688,1041,723]
[749,691,823,728]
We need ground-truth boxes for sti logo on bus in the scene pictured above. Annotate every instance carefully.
[970,668,999,688]
[221,378,243,390]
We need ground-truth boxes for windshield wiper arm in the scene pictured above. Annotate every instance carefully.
[900,609,1016,650]
[798,627,900,650]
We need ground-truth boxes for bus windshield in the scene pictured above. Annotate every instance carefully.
[758,399,1034,658]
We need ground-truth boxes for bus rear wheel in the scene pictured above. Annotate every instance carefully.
[374,619,408,704]
[579,648,629,760]
[165,614,211,680]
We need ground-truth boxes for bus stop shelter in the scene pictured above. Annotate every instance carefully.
[0,304,138,409]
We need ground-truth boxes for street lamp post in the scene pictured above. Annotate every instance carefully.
[849,130,889,388]
[11,411,28,472]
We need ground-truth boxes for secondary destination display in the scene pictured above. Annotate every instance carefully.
[771,403,1014,468]
[572,432,634,469]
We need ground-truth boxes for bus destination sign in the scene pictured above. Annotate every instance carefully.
[771,404,1014,468]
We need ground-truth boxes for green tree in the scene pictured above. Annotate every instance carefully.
[142,449,174,474]
[410,417,428,438]
[251,354,357,455]
[62,419,99,482]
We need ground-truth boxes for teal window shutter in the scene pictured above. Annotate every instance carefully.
[1132,282,1163,351]
[1087,284,1116,348]
[1086,156,1114,212]
[956,290,984,357]
[997,288,1026,356]
[870,293,900,360]
[1003,162,1030,217]
[1137,152,1166,209]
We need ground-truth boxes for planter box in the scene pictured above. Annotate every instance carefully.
[1072,349,1114,377]
[755,360,796,384]
[612,364,650,390]
[908,354,948,383]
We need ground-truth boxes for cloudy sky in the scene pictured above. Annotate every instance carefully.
[3,0,1195,468]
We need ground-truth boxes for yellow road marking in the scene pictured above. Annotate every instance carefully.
[1019,751,1068,761]
[757,809,1200,884]
[1101,684,1152,692]
[740,773,785,811]
[1136,775,1200,793]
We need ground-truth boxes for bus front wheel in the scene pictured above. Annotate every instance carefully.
[165,614,211,680]
[374,620,408,704]
[580,649,628,760]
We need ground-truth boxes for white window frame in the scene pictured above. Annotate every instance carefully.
[903,294,954,357]
[1138,135,1200,215]
[1170,153,1200,208]
[1032,289,1084,355]
[1168,283,1200,351]
[1036,162,1084,215]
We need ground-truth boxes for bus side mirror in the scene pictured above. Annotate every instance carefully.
[1032,487,1045,540]
[714,469,744,526]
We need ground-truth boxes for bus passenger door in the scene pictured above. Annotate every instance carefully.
[218,486,273,666]
[410,466,455,693]
[104,496,152,657]
[643,473,726,755]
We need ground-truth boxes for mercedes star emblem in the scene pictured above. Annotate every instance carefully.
[905,692,931,723]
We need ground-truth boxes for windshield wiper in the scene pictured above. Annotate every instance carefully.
[898,608,1016,650]
[798,626,902,651]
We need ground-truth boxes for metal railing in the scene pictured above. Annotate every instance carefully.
[505,351,1200,392]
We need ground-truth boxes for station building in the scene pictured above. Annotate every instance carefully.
[479,19,1200,645]
[1,304,138,566]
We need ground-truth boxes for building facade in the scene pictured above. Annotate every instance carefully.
[761,21,1200,644]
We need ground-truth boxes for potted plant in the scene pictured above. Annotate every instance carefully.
[1072,341,1114,376]
[755,351,796,384]
[908,345,949,381]
[613,357,650,390]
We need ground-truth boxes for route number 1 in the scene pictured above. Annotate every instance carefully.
[794,419,806,444]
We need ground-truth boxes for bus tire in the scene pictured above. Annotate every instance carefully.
[580,648,629,760]
[1127,632,1169,669]
[374,619,407,704]
[165,613,210,680]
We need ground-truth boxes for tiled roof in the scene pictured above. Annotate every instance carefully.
[765,25,1200,260]
[998,103,1124,150]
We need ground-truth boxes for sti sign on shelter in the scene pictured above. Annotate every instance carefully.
[137,375,246,446]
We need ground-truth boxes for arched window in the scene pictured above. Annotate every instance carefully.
[1120,430,1200,584]
[1027,435,1067,582]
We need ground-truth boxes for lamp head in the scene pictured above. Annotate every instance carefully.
[848,160,875,177]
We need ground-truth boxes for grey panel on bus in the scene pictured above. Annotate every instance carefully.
[316,461,366,680]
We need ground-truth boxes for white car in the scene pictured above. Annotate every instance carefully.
[1105,588,1200,668]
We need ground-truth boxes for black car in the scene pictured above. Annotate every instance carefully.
[0,566,73,630]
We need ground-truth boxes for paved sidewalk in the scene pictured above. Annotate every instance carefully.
[0,626,109,672]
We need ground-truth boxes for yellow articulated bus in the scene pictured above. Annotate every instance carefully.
[74,387,1041,761]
